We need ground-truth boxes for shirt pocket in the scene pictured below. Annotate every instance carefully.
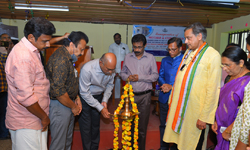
[36,67,46,80]
[101,76,110,86]
[121,48,126,54]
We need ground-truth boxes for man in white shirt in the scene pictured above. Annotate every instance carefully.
[108,33,130,98]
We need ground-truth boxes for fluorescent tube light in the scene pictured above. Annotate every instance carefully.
[15,3,69,11]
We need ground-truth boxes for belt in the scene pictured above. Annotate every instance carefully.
[133,90,152,96]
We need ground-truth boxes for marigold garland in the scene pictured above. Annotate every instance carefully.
[113,83,139,150]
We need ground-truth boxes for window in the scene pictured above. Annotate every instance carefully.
[228,30,250,54]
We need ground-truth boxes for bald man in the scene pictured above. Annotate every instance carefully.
[78,53,116,150]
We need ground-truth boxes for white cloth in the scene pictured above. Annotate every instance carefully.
[108,42,130,73]
[230,82,250,150]
[9,128,48,150]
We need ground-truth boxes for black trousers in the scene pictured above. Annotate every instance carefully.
[165,128,205,150]
[78,94,103,150]
[196,129,206,150]
[130,92,151,150]
[0,92,8,138]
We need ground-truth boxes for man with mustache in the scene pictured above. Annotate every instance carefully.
[120,34,159,150]
[5,17,55,150]
[158,37,184,150]
[78,53,116,150]
[46,31,88,150]
[163,22,221,150]
[0,33,13,140]
[108,33,130,99]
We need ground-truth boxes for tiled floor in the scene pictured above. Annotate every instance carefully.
[0,99,216,150]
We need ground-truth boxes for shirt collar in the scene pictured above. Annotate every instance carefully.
[130,51,147,59]
[96,59,103,73]
[173,53,182,59]
[21,37,38,53]
[61,46,73,62]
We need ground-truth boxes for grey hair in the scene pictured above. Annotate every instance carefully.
[184,22,207,41]
[100,53,107,64]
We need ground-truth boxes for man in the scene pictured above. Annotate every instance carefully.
[120,34,159,150]
[158,37,184,150]
[0,41,8,140]
[79,53,116,150]
[0,33,13,140]
[0,33,14,54]
[163,22,221,150]
[5,17,55,150]
[46,31,88,150]
[108,33,130,98]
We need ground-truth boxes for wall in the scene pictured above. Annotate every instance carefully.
[212,14,250,54]
[2,18,134,59]
[2,18,215,61]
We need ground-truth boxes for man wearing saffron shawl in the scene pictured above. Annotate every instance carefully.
[163,22,221,150]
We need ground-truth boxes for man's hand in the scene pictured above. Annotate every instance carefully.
[128,74,138,82]
[196,119,206,130]
[63,32,70,38]
[133,74,139,82]
[41,115,50,132]
[211,121,218,134]
[101,102,107,109]
[75,97,82,114]
[128,75,134,81]
[101,108,110,118]
[71,105,80,116]
[161,84,172,93]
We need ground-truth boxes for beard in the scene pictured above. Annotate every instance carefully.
[115,40,121,45]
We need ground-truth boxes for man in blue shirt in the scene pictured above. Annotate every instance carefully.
[158,37,184,150]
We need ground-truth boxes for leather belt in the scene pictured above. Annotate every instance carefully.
[133,90,151,96]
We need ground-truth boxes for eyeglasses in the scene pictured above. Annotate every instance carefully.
[133,46,143,50]
[220,64,231,68]
[167,48,178,52]
[102,62,116,73]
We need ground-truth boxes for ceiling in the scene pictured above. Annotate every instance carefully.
[1,0,250,27]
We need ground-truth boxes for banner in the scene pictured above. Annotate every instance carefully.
[133,25,185,56]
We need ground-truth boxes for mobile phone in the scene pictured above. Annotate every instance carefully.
[0,41,9,48]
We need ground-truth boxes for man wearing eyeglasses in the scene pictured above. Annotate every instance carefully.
[158,37,184,150]
[120,34,159,150]
[163,22,221,150]
[78,53,116,150]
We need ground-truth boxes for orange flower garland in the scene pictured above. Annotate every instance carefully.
[113,83,139,150]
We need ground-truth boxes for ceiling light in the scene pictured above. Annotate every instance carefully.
[15,3,69,11]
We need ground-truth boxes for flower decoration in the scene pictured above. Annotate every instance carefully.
[113,82,139,150]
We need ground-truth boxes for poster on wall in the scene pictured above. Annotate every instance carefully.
[133,25,186,56]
